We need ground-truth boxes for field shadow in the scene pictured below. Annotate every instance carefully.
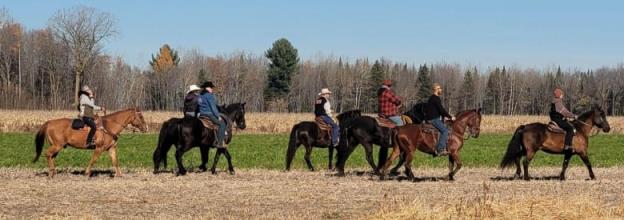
[34,169,117,177]
[490,175,561,181]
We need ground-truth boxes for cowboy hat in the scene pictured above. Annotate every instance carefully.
[318,88,332,96]
[201,81,215,88]
[186,84,201,94]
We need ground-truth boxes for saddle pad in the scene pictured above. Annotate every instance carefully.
[71,119,85,130]
[199,117,218,130]
[375,117,397,128]
[315,116,332,131]
[547,122,566,134]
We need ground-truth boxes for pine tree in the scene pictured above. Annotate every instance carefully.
[198,69,208,84]
[416,64,432,102]
[369,60,384,110]
[149,44,179,73]
[264,38,299,105]
[460,70,476,109]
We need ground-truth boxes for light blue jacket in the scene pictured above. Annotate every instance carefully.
[198,92,220,118]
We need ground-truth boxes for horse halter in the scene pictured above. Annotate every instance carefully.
[459,111,480,140]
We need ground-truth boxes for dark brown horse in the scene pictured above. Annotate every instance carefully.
[379,109,482,180]
[33,108,148,177]
[500,106,610,180]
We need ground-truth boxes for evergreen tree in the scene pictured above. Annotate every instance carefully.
[485,68,501,114]
[416,64,432,102]
[460,69,476,109]
[369,60,384,110]
[264,38,299,105]
[198,69,208,84]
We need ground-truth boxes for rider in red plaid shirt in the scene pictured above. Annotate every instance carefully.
[378,79,403,126]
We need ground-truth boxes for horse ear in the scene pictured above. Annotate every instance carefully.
[242,102,246,106]
[477,108,482,113]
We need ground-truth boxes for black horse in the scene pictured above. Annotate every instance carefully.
[333,103,427,176]
[152,103,247,175]
[285,110,362,171]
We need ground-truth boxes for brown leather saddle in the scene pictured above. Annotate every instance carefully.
[71,116,102,131]
[547,122,567,134]
[315,116,333,138]
[199,117,220,130]
[420,121,452,134]
[375,117,397,128]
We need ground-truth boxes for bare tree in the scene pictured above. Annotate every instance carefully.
[48,6,117,105]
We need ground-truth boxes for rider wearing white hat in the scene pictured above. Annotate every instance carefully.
[183,84,201,117]
[314,88,339,147]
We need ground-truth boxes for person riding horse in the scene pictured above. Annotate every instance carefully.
[550,88,577,152]
[315,88,339,147]
[378,79,403,126]
[183,84,201,118]
[197,81,227,149]
[426,83,455,156]
[78,85,106,149]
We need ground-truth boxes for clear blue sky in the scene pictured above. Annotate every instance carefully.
[2,0,623,69]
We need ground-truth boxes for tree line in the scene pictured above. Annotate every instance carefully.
[1,6,623,115]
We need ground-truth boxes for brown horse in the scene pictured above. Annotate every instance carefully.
[380,109,482,180]
[500,106,610,180]
[33,108,148,177]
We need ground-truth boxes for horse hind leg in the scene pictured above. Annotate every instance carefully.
[514,157,522,179]
[224,149,235,175]
[522,152,535,181]
[175,147,187,176]
[45,144,64,178]
[210,148,223,175]
[304,145,315,171]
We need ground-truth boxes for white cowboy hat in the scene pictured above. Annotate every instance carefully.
[186,84,201,94]
[318,88,332,96]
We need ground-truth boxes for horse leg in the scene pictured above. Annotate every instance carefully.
[285,139,301,171]
[559,152,573,181]
[579,152,595,180]
[210,148,223,175]
[514,157,522,179]
[328,146,335,170]
[361,142,377,174]
[224,149,235,175]
[198,146,209,172]
[175,147,187,176]
[448,153,462,181]
[403,151,415,180]
[304,145,315,171]
[447,154,456,180]
[45,144,63,178]
[379,146,402,180]
[108,145,122,177]
[85,147,104,177]
[389,152,405,176]
[522,152,535,181]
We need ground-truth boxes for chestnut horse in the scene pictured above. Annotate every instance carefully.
[380,109,482,180]
[33,108,148,177]
[500,106,610,180]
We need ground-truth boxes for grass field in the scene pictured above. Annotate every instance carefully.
[1,133,623,171]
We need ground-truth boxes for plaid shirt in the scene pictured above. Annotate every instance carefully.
[378,88,401,117]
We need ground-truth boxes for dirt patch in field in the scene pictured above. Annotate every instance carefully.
[0,167,623,219]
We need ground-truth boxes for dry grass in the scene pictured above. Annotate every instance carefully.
[0,167,623,219]
[1,110,623,134]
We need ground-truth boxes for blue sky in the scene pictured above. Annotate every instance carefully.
[2,0,623,69]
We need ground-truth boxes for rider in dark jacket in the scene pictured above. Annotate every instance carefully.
[425,83,455,156]
[183,84,201,117]
[549,88,577,152]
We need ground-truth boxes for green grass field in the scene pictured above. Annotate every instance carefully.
[0,133,623,171]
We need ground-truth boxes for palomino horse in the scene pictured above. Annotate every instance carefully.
[33,108,148,177]
[379,109,482,180]
[152,103,247,176]
[285,110,361,171]
[500,105,610,180]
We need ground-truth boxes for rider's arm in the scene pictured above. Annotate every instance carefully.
[324,101,333,118]
[554,99,575,118]
[208,95,221,118]
[80,95,101,111]
[435,97,452,119]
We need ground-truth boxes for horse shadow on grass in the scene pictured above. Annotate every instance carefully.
[328,170,453,182]
[490,175,561,181]
[34,169,134,178]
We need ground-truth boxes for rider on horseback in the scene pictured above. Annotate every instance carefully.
[426,83,454,156]
[183,84,201,117]
[198,81,227,148]
[78,85,105,149]
[315,88,339,147]
[550,88,577,152]
[378,79,403,126]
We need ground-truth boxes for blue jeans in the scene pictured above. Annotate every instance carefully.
[388,116,404,126]
[321,115,340,146]
[204,114,226,147]
[431,118,449,152]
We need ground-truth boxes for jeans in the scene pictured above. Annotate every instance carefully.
[204,115,226,147]
[431,118,449,152]
[82,117,97,144]
[552,117,574,146]
[388,116,404,126]
[321,115,340,146]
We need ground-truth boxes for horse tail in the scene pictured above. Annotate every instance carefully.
[285,124,302,170]
[153,119,176,171]
[500,125,525,169]
[33,122,48,163]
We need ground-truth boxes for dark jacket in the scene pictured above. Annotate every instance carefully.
[314,97,328,117]
[550,97,575,120]
[425,95,451,120]
[183,92,199,114]
[198,91,220,118]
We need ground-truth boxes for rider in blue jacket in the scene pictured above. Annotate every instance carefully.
[197,81,226,148]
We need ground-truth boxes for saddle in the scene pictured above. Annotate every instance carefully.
[71,116,101,130]
[547,122,568,134]
[420,121,452,135]
[375,117,397,128]
[314,116,333,141]
[199,117,220,130]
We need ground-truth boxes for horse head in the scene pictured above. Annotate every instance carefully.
[129,108,148,132]
[224,102,247,130]
[457,108,482,138]
[591,105,610,133]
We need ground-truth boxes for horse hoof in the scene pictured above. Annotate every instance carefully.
[198,167,208,172]
[176,170,187,176]
[211,169,217,175]
[229,170,235,175]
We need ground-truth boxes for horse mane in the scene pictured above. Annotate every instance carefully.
[336,110,362,123]
[577,108,594,122]
[102,108,138,118]
[455,109,477,118]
